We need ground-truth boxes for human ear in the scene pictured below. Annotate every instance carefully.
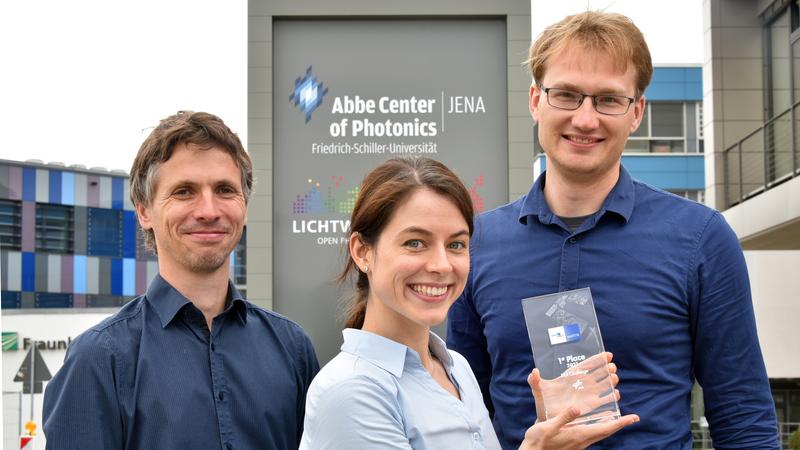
[630,95,646,133]
[529,83,543,123]
[135,203,153,231]
[349,233,372,273]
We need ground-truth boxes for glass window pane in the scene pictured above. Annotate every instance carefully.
[35,204,73,253]
[624,139,649,153]
[651,103,684,137]
[793,37,800,106]
[650,140,684,153]
[0,199,22,250]
[789,391,800,422]
[88,208,122,257]
[36,293,73,308]
[686,102,698,152]
[770,9,791,115]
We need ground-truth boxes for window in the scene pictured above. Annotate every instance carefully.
[36,204,74,253]
[651,103,684,137]
[766,3,798,118]
[35,293,73,308]
[88,208,122,257]
[0,199,22,250]
[770,379,800,431]
[763,1,800,183]
[2,291,21,309]
[668,190,706,204]
[87,295,123,308]
[626,102,704,154]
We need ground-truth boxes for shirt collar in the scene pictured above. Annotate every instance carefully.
[227,284,248,325]
[146,274,248,328]
[340,329,454,378]
[518,165,635,225]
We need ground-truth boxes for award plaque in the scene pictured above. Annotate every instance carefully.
[521,287,620,424]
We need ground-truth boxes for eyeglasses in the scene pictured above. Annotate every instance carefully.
[542,87,635,116]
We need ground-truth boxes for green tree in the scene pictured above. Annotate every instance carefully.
[789,429,800,450]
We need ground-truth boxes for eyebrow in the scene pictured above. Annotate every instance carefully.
[399,226,470,239]
[550,82,628,96]
[166,179,239,189]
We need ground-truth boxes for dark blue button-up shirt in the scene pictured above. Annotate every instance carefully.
[44,275,319,450]
[448,167,778,450]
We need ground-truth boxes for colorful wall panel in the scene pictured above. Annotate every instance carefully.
[1,162,147,308]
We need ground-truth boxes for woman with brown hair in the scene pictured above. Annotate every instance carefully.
[300,157,638,449]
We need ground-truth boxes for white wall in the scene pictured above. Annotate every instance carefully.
[2,312,112,450]
[745,251,800,378]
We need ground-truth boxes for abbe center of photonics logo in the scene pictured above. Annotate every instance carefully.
[290,66,328,123]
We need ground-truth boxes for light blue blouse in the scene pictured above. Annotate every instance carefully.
[300,328,501,450]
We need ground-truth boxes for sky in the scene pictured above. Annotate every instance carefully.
[532,0,704,65]
[0,0,702,173]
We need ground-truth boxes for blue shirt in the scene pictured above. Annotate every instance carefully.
[301,329,500,450]
[43,274,319,450]
[447,167,778,450]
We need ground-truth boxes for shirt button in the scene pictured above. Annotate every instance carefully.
[568,237,578,244]
[211,343,215,351]
[218,391,224,401]
[472,432,480,440]
[225,444,233,450]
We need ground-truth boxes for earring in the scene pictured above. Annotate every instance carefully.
[362,265,369,273]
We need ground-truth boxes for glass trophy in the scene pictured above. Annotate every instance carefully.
[521,287,620,424]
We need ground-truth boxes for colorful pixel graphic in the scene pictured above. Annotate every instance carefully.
[468,174,485,213]
[292,173,486,215]
[292,176,359,214]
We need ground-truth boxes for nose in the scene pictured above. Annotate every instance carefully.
[426,245,453,274]
[193,189,222,221]
[571,97,600,130]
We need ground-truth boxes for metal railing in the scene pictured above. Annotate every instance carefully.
[723,101,800,209]
[781,422,800,449]
[691,420,800,449]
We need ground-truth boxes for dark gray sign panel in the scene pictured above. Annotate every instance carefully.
[274,19,508,363]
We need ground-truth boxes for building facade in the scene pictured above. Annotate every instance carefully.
[1,160,152,309]
[704,0,800,445]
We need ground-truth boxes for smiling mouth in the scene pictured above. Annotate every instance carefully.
[564,135,603,145]
[410,284,449,299]
[185,230,229,240]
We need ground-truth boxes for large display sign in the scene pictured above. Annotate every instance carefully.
[274,19,508,362]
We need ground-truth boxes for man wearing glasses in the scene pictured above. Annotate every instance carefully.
[448,11,778,449]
